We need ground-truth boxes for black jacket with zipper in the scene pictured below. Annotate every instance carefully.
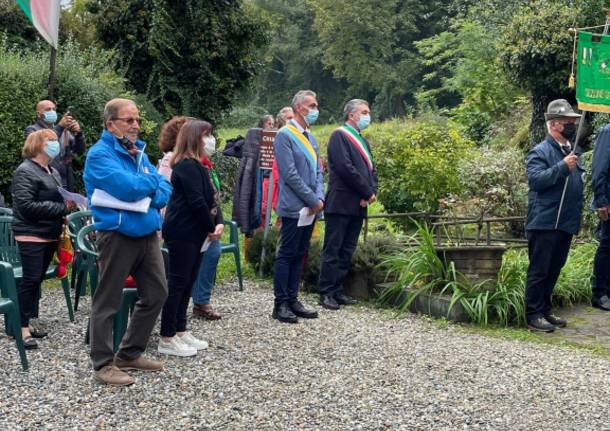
[11,159,69,240]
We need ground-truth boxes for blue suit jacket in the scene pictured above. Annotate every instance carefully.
[525,135,584,235]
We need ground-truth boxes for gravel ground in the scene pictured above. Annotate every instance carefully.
[1,280,610,430]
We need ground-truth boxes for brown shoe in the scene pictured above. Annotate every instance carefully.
[114,355,163,372]
[193,303,222,320]
[94,365,135,386]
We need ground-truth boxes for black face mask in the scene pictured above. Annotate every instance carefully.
[118,136,135,152]
[560,123,577,142]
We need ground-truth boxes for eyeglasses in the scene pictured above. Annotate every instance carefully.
[113,117,141,125]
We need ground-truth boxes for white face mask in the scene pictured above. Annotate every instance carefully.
[203,135,216,156]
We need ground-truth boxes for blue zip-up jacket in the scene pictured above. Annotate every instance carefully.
[525,135,584,235]
[592,124,610,209]
[274,121,325,219]
[84,130,172,237]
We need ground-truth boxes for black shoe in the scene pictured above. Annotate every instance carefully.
[290,300,318,319]
[527,316,555,333]
[319,295,340,310]
[30,328,48,339]
[23,336,39,350]
[272,303,298,324]
[544,313,567,328]
[335,293,357,305]
[592,295,610,311]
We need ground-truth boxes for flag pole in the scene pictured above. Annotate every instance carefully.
[48,46,57,100]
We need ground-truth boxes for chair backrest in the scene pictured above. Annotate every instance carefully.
[0,207,13,216]
[223,220,238,245]
[67,210,93,241]
[76,224,98,259]
[0,261,18,303]
[0,216,20,266]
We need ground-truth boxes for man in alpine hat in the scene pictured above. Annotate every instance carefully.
[524,99,584,332]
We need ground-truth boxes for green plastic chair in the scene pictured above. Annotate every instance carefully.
[0,261,29,370]
[220,220,243,291]
[0,216,74,322]
[0,208,13,216]
[77,224,138,352]
[67,210,97,311]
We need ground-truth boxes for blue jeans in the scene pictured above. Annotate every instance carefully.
[192,240,221,305]
[273,217,315,305]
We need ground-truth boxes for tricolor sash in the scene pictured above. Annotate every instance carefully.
[278,123,318,176]
[338,124,374,172]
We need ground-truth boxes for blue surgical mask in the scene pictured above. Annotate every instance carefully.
[43,110,58,124]
[357,114,371,131]
[44,140,61,159]
[304,109,319,126]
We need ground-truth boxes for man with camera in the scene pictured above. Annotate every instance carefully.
[25,100,85,191]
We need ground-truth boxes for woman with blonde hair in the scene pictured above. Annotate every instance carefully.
[11,129,75,349]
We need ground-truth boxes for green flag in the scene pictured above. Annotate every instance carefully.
[576,31,610,114]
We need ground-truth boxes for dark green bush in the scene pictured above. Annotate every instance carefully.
[0,38,161,198]
[246,227,281,276]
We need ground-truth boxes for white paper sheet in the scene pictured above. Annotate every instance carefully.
[200,237,212,253]
[91,188,151,213]
[57,187,88,208]
[297,207,315,227]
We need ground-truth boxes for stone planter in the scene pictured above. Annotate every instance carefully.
[343,269,381,301]
[436,245,506,286]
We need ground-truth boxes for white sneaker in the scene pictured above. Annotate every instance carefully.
[158,336,197,357]
[178,332,209,350]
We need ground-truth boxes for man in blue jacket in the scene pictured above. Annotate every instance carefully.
[318,99,377,310]
[272,90,324,323]
[84,98,172,385]
[525,99,583,332]
[590,120,610,311]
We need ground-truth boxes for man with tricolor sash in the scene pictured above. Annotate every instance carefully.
[318,99,377,310]
[272,90,324,323]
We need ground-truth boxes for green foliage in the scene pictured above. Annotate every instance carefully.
[91,0,270,123]
[378,223,594,327]
[0,0,37,48]
[499,0,607,144]
[0,39,142,196]
[60,0,99,48]
[245,227,281,277]
[310,0,453,118]
[371,118,475,214]
[450,146,528,222]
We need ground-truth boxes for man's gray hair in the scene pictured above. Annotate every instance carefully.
[343,99,369,120]
[103,98,137,127]
[291,90,317,109]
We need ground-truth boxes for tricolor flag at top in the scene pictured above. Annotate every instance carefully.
[16,0,61,48]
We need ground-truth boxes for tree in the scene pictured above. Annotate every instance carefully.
[0,0,37,48]
[499,0,607,144]
[309,0,453,118]
[90,0,269,122]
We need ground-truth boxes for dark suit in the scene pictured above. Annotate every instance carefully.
[318,126,377,298]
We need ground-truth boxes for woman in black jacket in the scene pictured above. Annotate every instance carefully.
[160,120,218,357]
[11,129,75,349]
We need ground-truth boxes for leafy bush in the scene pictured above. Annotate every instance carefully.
[379,222,594,327]
[0,38,161,197]
[245,227,281,277]
[370,119,475,216]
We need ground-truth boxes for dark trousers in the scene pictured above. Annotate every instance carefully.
[593,220,610,299]
[160,240,202,337]
[318,214,364,297]
[90,232,168,371]
[17,241,57,327]
[525,230,572,321]
[273,217,314,305]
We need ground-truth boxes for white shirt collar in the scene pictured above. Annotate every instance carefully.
[288,119,307,133]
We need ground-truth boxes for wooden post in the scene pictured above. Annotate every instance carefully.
[47,47,57,100]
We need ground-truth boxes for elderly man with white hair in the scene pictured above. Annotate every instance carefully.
[84,98,172,385]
